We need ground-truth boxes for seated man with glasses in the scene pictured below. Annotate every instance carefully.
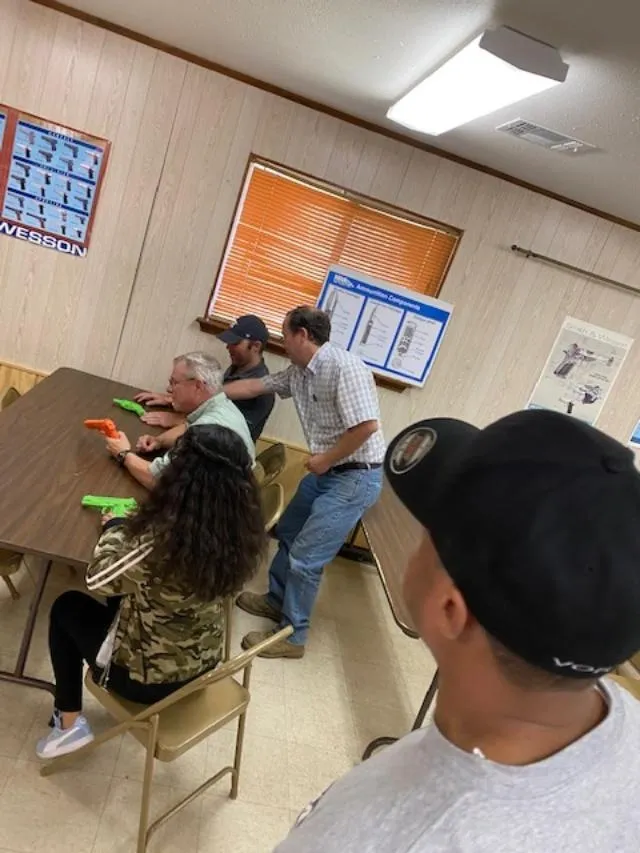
[104,352,254,489]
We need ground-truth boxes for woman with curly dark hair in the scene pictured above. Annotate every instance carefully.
[36,424,266,760]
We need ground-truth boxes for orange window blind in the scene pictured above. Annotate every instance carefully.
[208,161,459,335]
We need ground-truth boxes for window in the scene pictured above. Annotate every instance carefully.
[206,159,460,336]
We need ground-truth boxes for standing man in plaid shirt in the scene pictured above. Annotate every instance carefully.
[225,305,385,659]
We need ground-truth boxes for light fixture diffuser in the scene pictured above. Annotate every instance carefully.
[387,26,568,136]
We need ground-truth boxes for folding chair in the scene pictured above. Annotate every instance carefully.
[40,626,293,853]
[255,443,286,487]
[1,386,23,599]
[225,482,285,652]
[261,481,285,533]
[1,386,20,409]
[253,460,266,486]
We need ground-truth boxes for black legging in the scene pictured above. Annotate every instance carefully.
[49,590,188,712]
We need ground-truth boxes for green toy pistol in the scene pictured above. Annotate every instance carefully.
[81,495,138,515]
[113,398,146,417]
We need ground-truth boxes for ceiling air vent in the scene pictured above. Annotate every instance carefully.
[496,119,598,154]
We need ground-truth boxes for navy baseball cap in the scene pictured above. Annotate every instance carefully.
[218,315,269,345]
[385,409,640,678]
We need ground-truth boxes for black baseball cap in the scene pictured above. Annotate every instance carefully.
[385,409,640,679]
[218,315,269,345]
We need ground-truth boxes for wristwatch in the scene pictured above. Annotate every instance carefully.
[116,449,131,467]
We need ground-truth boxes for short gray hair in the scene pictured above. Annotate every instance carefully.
[174,352,223,391]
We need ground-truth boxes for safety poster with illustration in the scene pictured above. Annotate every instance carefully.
[316,266,453,388]
[0,104,110,257]
[527,316,633,426]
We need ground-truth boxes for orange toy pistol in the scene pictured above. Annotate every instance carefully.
[84,418,119,439]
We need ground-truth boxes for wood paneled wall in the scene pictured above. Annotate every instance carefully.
[2,0,640,449]
[0,359,46,397]
[0,0,185,377]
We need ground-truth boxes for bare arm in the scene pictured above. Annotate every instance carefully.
[123,453,156,490]
[156,422,187,449]
[224,378,269,400]
[307,420,380,474]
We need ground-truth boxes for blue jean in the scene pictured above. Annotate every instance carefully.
[266,468,383,644]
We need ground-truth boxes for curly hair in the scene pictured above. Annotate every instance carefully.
[125,424,266,601]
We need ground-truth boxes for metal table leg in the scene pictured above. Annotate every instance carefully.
[0,560,55,694]
[362,670,438,760]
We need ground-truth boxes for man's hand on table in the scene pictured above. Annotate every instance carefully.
[140,411,183,428]
[134,390,172,407]
[136,434,161,454]
[306,453,333,476]
[105,431,131,458]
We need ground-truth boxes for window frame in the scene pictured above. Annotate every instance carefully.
[198,155,462,390]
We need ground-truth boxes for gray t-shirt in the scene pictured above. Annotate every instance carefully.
[276,680,640,852]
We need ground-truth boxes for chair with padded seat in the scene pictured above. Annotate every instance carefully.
[255,442,286,487]
[1,387,23,599]
[40,625,293,853]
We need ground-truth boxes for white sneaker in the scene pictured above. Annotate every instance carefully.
[36,712,94,759]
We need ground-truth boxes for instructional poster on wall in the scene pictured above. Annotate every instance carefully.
[317,265,453,387]
[527,317,632,425]
[0,104,110,258]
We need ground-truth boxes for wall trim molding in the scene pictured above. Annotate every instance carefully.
[29,0,640,235]
[0,358,49,378]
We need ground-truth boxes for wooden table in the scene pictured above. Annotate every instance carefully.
[0,367,152,693]
[360,480,439,758]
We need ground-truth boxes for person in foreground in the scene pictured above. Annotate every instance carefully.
[275,409,640,852]
[136,315,276,441]
[36,425,265,760]
[226,306,385,659]
[105,351,254,489]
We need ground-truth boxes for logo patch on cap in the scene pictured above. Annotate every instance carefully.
[389,427,437,474]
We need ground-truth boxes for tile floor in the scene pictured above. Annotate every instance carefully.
[0,546,437,852]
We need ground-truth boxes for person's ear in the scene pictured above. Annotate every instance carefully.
[439,584,472,641]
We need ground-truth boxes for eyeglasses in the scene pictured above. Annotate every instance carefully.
[168,376,195,388]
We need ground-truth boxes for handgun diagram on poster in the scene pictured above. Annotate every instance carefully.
[527,317,633,426]
[0,104,110,257]
[317,266,453,388]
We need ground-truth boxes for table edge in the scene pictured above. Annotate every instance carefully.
[360,516,419,640]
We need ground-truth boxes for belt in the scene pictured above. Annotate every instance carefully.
[331,462,383,473]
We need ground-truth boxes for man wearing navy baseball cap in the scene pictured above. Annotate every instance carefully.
[216,315,275,441]
[136,315,275,441]
[276,409,640,852]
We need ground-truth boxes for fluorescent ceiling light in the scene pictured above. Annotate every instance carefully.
[387,26,569,136]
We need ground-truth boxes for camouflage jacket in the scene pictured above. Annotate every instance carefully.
[85,522,224,685]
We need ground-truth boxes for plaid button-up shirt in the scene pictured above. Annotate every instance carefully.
[263,343,386,464]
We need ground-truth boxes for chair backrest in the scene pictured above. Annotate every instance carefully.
[123,626,294,725]
[253,460,266,486]
[261,481,284,532]
[1,386,20,410]
[256,442,286,487]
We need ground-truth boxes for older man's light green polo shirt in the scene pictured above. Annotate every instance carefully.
[149,393,255,479]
